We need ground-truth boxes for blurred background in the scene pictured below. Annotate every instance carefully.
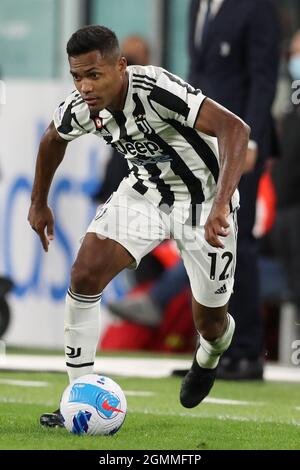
[0,0,300,368]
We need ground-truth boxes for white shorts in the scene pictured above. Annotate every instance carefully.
[87,180,238,308]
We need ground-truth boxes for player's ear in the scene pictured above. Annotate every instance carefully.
[118,56,127,73]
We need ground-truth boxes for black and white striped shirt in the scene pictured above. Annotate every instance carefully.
[54,65,239,224]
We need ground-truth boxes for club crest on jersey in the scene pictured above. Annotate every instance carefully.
[135,114,152,134]
[94,117,103,129]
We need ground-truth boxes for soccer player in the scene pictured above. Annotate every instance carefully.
[28,25,249,427]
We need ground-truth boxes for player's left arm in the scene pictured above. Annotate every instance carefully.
[194,97,250,248]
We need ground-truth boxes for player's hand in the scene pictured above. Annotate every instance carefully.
[204,203,230,249]
[27,203,54,252]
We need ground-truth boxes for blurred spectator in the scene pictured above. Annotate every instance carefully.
[187,0,280,379]
[0,158,14,337]
[121,35,150,66]
[109,258,189,326]
[272,30,300,324]
[0,276,13,337]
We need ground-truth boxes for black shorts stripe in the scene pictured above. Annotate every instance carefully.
[66,362,94,368]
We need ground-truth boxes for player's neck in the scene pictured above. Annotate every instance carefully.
[107,71,129,113]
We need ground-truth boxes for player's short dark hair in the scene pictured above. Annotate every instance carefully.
[67,25,120,60]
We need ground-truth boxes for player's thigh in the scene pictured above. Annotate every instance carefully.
[176,210,238,308]
[75,183,168,292]
[72,233,134,293]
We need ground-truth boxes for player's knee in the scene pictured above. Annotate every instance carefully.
[71,261,103,293]
[196,315,226,341]
[193,301,228,340]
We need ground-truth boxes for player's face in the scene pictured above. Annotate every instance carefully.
[69,50,127,112]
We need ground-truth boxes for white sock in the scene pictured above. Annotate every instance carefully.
[65,288,102,382]
[196,313,235,369]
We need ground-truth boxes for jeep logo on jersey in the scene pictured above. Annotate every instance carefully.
[114,140,164,157]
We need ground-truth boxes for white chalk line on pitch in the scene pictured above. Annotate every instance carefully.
[0,380,263,404]
[0,378,49,387]
[127,395,264,405]
[0,394,268,407]
[204,397,265,406]
[124,390,156,396]
[0,397,56,406]
[131,408,300,428]
[1,354,300,382]
[0,390,155,405]
[0,395,261,406]
[0,376,153,397]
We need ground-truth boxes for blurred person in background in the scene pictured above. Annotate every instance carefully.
[187,0,280,380]
[109,257,190,327]
[272,30,300,325]
[121,35,150,67]
[0,66,14,337]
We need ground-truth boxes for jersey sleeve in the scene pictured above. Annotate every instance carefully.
[53,91,92,141]
[149,69,206,128]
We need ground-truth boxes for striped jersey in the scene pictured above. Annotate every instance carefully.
[53,65,239,224]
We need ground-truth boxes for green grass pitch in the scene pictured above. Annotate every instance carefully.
[0,370,299,450]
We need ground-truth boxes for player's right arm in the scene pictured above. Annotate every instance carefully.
[28,121,68,252]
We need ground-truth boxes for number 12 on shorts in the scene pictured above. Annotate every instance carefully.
[208,252,233,281]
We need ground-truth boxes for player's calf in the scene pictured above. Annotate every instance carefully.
[180,313,235,408]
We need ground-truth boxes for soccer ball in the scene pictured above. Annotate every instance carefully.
[60,374,127,436]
